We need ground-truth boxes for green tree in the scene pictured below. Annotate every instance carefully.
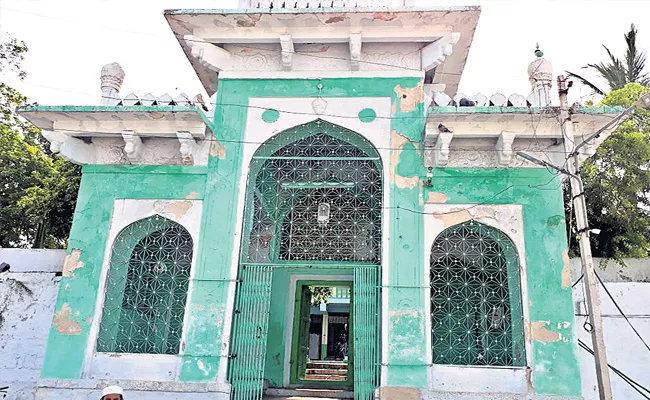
[567,24,649,95]
[0,34,80,248]
[571,83,650,258]
[309,286,333,306]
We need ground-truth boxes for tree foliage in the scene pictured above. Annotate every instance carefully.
[567,24,649,95]
[571,83,650,258]
[0,34,80,248]
[309,286,333,306]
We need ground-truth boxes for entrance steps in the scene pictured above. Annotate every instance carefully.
[305,361,348,381]
[264,388,354,399]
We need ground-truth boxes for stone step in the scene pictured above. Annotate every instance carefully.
[306,368,348,375]
[303,374,347,381]
[306,361,348,370]
[264,388,354,399]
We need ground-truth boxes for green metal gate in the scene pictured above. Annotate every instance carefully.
[228,265,274,400]
[230,120,384,399]
[353,267,380,400]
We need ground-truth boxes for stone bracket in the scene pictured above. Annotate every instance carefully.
[280,34,294,71]
[349,33,362,71]
[42,130,97,165]
[122,130,143,163]
[421,32,461,72]
[496,131,517,166]
[176,131,201,165]
[183,35,233,72]
[424,126,454,168]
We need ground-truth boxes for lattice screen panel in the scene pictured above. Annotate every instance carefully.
[243,120,382,264]
[97,215,193,355]
[430,220,525,367]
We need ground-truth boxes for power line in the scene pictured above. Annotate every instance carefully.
[578,339,650,399]
[595,271,650,353]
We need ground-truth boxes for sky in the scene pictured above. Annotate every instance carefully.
[1,0,649,106]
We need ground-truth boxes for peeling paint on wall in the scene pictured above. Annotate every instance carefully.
[210,140,226,159]
[186,192,199,200]
[389,130,419,189]
[393,82,424,113]
[153,200,194,221]
[561,250,571,289]
[388,310,427,363]
[426,192,449,204]
[197,359,210,376]
[324,14,346,24]
[235,14,261,27]
[546,215,565,228]
[432,208,472,228]
[373,12,398,21]
[52,303,81,335]
[62,249,84,278]
[530,321,561,343]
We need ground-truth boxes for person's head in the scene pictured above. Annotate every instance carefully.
[100,385,123,400]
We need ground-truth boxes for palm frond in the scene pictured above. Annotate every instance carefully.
[624,24,649,84]
[565,70,606,95]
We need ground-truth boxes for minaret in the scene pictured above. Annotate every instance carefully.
[527,45,553,107]
[100,62,125,106]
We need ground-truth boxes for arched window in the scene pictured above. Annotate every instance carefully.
[96,215,193,355]
[242,120,382,264]
[430,220,525,367]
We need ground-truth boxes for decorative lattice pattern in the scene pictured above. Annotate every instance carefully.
[430,221,525,367]
[97,215,193,355]
[243,120,382,264]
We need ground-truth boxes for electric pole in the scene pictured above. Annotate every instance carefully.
[519,84,650,398]
[558,75,613,400]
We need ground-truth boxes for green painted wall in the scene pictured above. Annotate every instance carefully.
[41,165,207,378]
[423,168,580,396]
[181,76,426,383]
[40,76,580,397]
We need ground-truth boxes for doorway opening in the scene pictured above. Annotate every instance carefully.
[290,281,353,388]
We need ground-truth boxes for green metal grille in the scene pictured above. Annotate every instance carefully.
[353,267,380,400]
[228,265,274,400]
[430,220,525,367]
[97,215,193,355]
[231,121,383,399]
[243,120,382,264]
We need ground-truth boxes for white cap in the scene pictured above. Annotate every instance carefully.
[101,385,124,397]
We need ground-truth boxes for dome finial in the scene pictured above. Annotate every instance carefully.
[100,62,125,106]
[535,43,544,58]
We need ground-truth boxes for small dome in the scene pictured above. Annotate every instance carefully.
[100,62,125,90]
[528,48,552,87]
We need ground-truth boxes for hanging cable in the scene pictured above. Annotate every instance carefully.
[578,339,650,399]
[595,271,650,352]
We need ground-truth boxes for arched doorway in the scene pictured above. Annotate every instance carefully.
[229,120,382,400]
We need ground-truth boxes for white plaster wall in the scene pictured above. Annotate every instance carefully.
[223,42,422,72]
[0,248,66,273]
[0,252,62,400]
[573,277,650,400]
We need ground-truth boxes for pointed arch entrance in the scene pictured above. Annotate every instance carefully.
[229,120,382,400]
